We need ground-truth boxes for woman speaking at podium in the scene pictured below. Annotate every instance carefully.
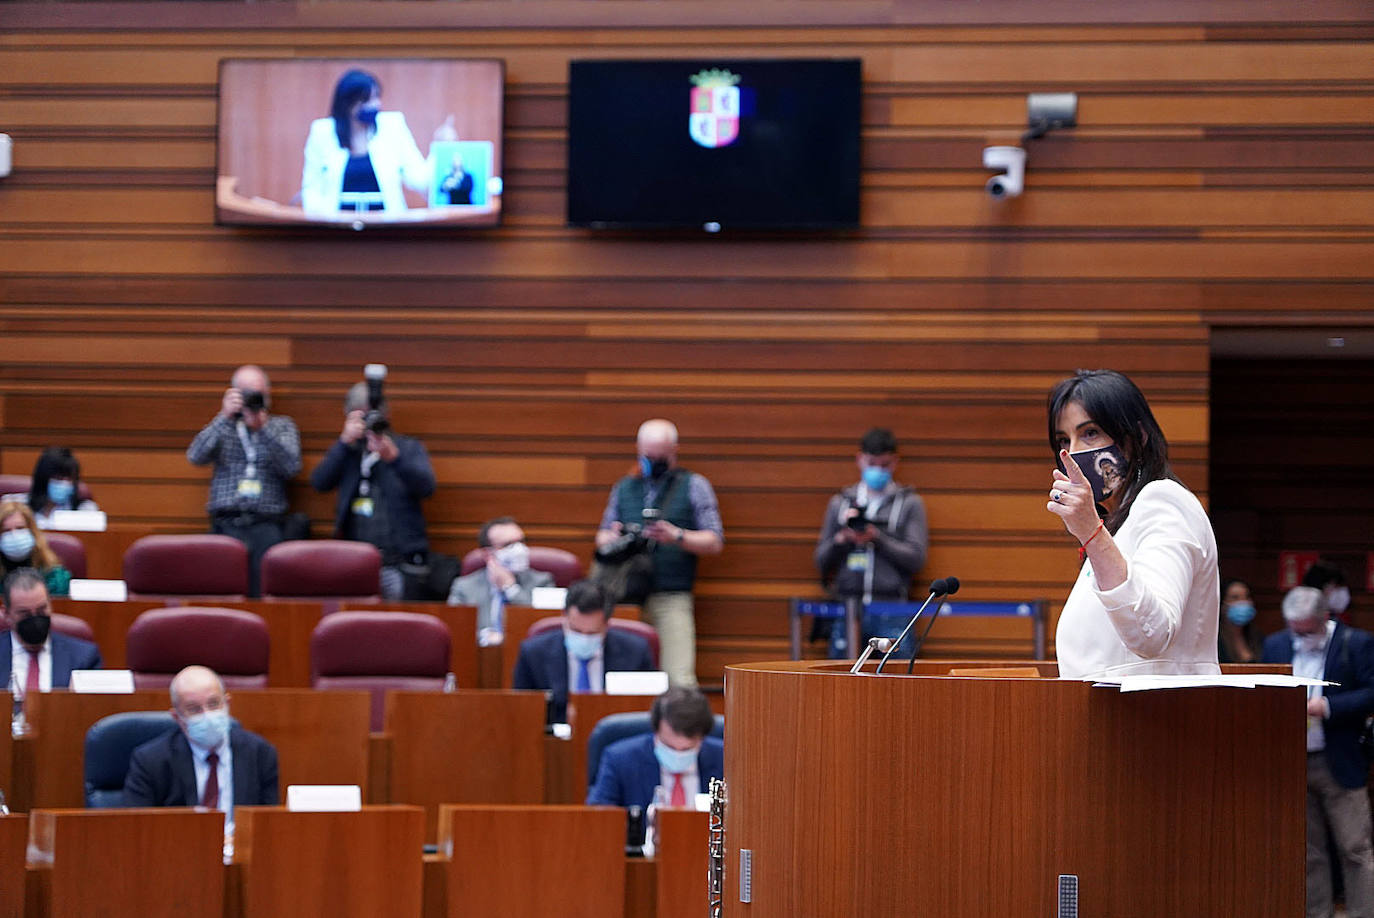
[1045,369,1220,679]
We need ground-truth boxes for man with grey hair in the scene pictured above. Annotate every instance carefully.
[187,364,302,596]
[124,665,279,820]
[595,418,723,687]
[1263,585,1374,918]
[310,380,436,598]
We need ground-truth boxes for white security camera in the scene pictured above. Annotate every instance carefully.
[983,146,1025,199]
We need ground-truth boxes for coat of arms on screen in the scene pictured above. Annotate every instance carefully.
[689,69,741,149]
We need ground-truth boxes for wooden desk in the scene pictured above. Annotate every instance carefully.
[438,805,625,918]
[0,815,25,918]
[655,809,709,918]
[385,691,547,841]
[17,689,371,811]
[232,805,424,918]
[27,808,223,918]
[0,696,11,803]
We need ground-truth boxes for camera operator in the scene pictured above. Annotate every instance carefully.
[310,374,436,599]
[813,428,928,658]
[187,365,302,597]
[595,419,723,687]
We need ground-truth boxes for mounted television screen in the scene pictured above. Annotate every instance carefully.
[567,58,861,231]
[217,58,504,228]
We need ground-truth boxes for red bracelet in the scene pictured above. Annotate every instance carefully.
[1078,520,1105,562]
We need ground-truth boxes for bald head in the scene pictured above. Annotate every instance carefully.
[169,665,226,713]
[637,419,678,448]
[231,365,270,396]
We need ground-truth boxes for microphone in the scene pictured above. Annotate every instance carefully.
[848,637,893,675]
[874,577,956,674]
[906,577,959,673]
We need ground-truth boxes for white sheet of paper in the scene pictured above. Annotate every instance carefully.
[286,785,362,812]
[1112,673,1332,693]
[530,587,567,610]
[605,670,669,696]
[47,509,107,532]
[70,669,134,693]
[68,579,128,602]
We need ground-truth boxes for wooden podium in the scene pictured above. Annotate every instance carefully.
[722,660,1305,917]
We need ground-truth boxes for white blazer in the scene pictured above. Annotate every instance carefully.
[300,112,431,215]
[1055,478,1221,679]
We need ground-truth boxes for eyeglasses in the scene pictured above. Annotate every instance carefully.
[178,696,226,718]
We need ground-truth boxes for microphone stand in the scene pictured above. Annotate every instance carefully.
[848,637,893,675]
[874,581,947,675]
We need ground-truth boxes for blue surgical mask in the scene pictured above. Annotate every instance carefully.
[861,466,892,492]
[564,628,604,661]
[0,529,35,562]
[653,737,699,774]
[184,709,230,750]
[1224,602,1256,626]
[47,480,75,506]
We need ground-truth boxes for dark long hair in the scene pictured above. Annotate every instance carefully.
[1046,369,1177,534]
[28,446,81,514]
[329,69,381,150]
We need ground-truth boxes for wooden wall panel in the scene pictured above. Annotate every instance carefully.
[0,1,1371,682]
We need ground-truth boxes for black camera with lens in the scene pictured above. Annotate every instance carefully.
[594,520,650,565]
[845,503,870,532]
[363,363,389,434]
[239,389,266,415]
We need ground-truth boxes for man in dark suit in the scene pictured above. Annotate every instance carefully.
[2,567,101,692]
[1262,585,1374,918]
[124,665,279,824]
[512,579,656,723]
[587,686,724,842]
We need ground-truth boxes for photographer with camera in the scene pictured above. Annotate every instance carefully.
[310,368,436,599]
[813,428,928,658]
[595,419,723,688]
[187,365,302,596]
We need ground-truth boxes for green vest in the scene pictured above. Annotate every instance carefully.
[616,470,697,593]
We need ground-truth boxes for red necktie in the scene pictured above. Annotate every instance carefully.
[25,649,41,696]
[670,773,686,807]
[201,752,220,808]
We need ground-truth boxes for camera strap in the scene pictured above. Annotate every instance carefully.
[235,420,258,479]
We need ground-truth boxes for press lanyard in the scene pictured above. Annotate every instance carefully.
[236,421,258,479]
[358,450,381,497]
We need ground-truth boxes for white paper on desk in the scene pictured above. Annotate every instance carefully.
[606,670,669,696]
[530,587,567,610]
[47,509,107,532]
[70,669,134,693]
[286,785,362,812]
[1114,673,1332,693]
[68,579,128,602]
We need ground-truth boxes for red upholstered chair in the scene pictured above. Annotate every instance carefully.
[458,545,585,588]
[261,540,381,600]
[122,534,250,599]
[0,475,32,499]
[310,610,451,730]
[44,532,88,580]
[50,612,95,643]
[526,615,660,669]
[125,607,270,690]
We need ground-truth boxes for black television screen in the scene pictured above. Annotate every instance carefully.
[217,58,504,228]
[567,58,861,231]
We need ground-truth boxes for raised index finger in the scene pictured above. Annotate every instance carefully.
[1060,449,1088,484]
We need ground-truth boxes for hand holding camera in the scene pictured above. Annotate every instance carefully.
[341,410,367,445]
[837,506,876,544]
[223,387,268,429]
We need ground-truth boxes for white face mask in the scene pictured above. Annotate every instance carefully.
[1327,586,1351,615]
[493,542,530,573]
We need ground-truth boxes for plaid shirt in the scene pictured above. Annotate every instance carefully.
[187,414,302,514]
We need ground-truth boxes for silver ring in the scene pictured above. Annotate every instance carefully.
[1052,490,1063,502]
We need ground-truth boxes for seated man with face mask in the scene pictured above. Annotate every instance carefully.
[512,579,656,723]
[447,517,555,646]
[2,567,101,692]
[586,686,724,842]
[123,665,280,826]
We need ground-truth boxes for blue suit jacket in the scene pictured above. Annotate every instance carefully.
[586,733,725,839]
[1263,622,1374,788]
[511,627,656,723]
[1,631,102,689]
[123,724,280,808]
[309,433,436,557]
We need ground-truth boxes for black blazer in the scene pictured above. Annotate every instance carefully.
[123,724,279,808]
[1262,622,1374,789]
[512,627,656,723]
